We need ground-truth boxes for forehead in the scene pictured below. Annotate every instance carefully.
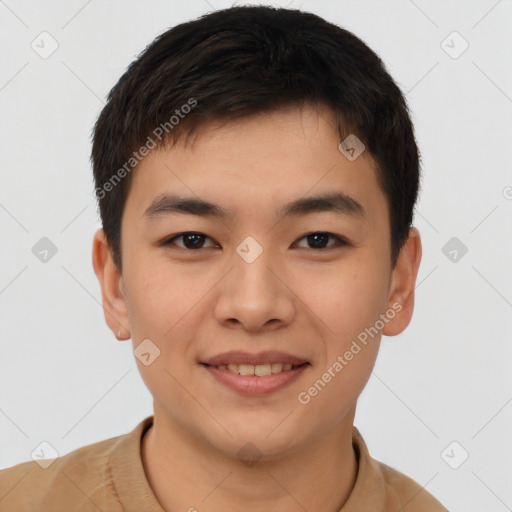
[123,105,387,228]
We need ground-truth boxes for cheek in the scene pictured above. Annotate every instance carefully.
[124,265,203,414]
[124,263,209,377]
[124,261,201,336]
[292,257,389,346]
[295,264,386,423]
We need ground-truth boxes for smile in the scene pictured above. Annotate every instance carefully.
[207,362,306,375]
[201,362,310,396]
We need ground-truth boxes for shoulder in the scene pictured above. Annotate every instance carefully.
[377,460,449,512]
[350,427,449,512]
[0,429,131,512]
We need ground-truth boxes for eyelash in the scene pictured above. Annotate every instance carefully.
[161,231,349,251]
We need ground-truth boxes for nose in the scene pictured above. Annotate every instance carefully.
[213,245,296,333]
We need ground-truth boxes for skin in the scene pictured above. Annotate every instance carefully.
[92,104,422,512]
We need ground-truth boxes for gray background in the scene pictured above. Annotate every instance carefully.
[1,1,511,511]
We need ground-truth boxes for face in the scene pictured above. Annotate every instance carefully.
[93,104,421,459]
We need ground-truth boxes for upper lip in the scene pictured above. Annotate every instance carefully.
[201,350,309,366]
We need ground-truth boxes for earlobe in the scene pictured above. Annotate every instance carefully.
[115,326,131,341]
[382,227,422,337]
[92,228,130,340]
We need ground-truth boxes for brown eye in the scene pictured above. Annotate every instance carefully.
[295,232,348,250]
[162,232,218,250]
[161,231,348,251]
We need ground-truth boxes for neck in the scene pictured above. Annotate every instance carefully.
[141,407,358,512]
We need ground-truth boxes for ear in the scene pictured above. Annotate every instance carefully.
[382,227,422,336]
[92,228,130,340]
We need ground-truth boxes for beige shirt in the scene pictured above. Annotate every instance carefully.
[0,416,448,511]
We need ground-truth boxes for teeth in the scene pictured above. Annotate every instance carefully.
[271,363,283,373]
[255,364,272,376]
[215,363,298,375]
[239,364,255,376]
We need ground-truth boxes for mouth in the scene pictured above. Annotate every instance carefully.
[200,349,309,368]
[201,362,309,376]
[199,351,311,396]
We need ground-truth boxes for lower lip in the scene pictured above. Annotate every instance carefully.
[201,363,310,396]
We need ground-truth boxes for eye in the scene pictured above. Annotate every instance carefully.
[161,232,219,250]
[294,232,348,250]
[161,231,349,251]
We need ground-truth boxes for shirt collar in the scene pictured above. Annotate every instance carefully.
[111,416,387,512]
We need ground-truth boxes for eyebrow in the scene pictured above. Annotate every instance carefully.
[142,191,366,221]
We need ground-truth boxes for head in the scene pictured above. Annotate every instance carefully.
[91,6,422,459]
